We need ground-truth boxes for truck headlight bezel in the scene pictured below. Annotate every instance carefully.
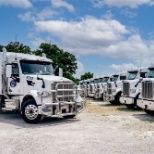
[41,91,50,97]
[130,89,136,93]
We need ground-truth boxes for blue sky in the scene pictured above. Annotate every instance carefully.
[1,0,154,77]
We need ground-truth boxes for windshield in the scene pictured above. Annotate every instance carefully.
[147,69,154,78]
[94,79,98,84]
[20,60,54,75]
[98,78,103,83]
[127,71,138,80]
[102,77,109,82]
[113,75,119,81]
[110,75,118,82]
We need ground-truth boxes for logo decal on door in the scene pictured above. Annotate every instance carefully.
[10,80,17,87]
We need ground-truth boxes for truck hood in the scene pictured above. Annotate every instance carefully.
[26,75,72,83]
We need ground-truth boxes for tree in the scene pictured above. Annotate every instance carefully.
[80,72,93,80]
[5,42,32,54]
[0,45,3,52]
[34,43,77,79]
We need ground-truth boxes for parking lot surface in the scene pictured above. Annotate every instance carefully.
[0,99,154,154]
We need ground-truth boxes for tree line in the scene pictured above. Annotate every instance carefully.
[0,42,93,84]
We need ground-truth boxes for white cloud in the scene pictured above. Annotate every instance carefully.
[18,8,57,21]
[110,63,138,72]
[74,61,84,77]
[32,37,45,48]
[76,61,84,73]
[18,11,35,21]
[33,16,154,67]
[0,0,32,9]
[93,0,153,8]
[121,9,137,18]
[34,16,129,50]
[51,0,75,12]
[102,10,113,19]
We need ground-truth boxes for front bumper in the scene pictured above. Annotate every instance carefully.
[94,93,102,99]
[88,93,95,97]
[104,94,114,102]
[120,96,134,105]
[137,99,154,110]
[38,100,86,117]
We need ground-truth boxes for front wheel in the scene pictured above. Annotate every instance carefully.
[126,104,136,109]
[21,99,42,124]
[144,110,154,115]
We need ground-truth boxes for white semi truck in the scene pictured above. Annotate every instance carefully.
[104,72,127,104]
[137,67,154,115]
[0,48,86,123]
[94,76,109,100]
[120,68,148,109]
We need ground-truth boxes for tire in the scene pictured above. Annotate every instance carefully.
[126,104,136,109]
[101,94,104,101]
[63,115,76,118]
[144,110,154,115]
[109,101,116,105]
[114,93,121,105]
[110,93,121,105]
[21,99,42,124]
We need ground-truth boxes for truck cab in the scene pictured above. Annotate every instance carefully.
[104,72,127,104]
[94,76,109,100]
[0,48,86,123]
[137,67,154,114]
[88,78,98,98]
[120,68,148,109]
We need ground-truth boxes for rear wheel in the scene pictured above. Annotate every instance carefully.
[21,99,42,124]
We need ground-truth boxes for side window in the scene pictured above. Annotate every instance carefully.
[140,72,147,78]
[120,76,126,80]
[12,63,19,77]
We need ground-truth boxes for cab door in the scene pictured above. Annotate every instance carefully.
[7,63,21,95]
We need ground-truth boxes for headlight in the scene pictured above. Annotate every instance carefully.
[41,91,50,97]
[130,89,136,93]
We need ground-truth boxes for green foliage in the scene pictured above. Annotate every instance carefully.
[34,43,77,79]
[80,72,93,80]
[69,75,79,85]
[0,45,3,52]
[5,42,32,54]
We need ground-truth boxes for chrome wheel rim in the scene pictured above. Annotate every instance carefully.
[25,104,38,120]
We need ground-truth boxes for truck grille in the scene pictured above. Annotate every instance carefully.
[96,84,100,93]
[123,82,130,96]
[107,83,112,94]
[142,81,153,99]
[90,85,93,94]
[52,82,76,102]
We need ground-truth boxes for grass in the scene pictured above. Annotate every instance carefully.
[86,98,143,116]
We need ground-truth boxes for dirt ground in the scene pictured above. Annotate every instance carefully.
[1,98,154,154]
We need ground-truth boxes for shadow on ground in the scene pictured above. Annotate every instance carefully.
[0,111,80,129]
[132,113,154,122]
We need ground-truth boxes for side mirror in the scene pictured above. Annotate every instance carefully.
[6,65,12,78]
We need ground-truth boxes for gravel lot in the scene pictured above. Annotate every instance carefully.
[1,99,154,154]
